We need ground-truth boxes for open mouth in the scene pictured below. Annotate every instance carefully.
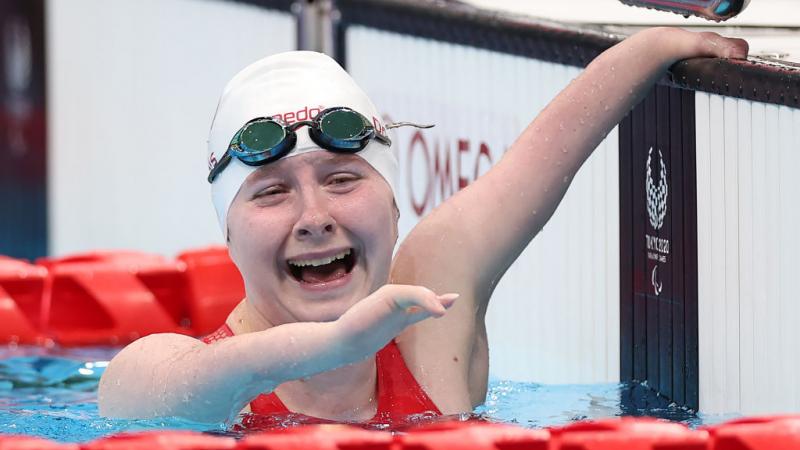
[287,248,357,284]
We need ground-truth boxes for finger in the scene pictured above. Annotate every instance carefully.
[437,293,460,309]
[417,290,447,317]
[388,285,434,310]
[724,37,749,59]
[698,33,748,60]
[409,286,447,317]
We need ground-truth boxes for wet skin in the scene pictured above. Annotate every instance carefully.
[97,27,748,424]
[226,152,398,326]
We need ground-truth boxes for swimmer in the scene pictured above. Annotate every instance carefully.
[98,27,747,424]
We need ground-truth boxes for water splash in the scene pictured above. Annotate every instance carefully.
[1,349,739,442]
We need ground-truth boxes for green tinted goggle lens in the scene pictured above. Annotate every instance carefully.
[320,109,367,140]
[240,120,285,153]
[208,106,405,184]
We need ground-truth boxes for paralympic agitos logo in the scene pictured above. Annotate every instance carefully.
[644,146,670,296]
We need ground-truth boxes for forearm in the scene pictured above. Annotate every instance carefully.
[431,27,745,291]
[100,321,357,423]
[506,28,703,188]
[173,321,348,421]
[99,286,444,424]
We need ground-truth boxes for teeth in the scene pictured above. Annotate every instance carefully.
[289,249,350,268]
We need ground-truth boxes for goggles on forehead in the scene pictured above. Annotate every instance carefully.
[208,107,425,183]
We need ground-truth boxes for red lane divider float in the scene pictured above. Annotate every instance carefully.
[0,247,243,346]
[705,415,800,449]
[396,421,550,449]
[178,248,245,336]
[551,418,708,449]
[239,425,394,449]
[37,251,189,346]
[0,256,48,345]
[0,435,80,449]
[81,431,236,450]
[4,417,800,449]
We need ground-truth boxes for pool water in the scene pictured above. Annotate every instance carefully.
[0,346,737,443]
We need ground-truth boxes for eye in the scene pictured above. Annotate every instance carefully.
[325,172,361,192]
[253,184,287,198]
[328,173,359,185]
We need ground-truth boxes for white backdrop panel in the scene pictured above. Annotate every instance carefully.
[347,27,620,384]
[47,0,294,256]
[696,92,800,414]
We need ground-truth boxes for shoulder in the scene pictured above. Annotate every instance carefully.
[108,333,202,369]
[98,333,202,414]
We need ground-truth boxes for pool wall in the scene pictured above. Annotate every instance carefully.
[694,91,800,414]
[8,0,800,416]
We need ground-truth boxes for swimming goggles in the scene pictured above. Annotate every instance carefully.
[208,107,393,183]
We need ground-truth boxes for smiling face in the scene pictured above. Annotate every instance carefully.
[226,151,398,325]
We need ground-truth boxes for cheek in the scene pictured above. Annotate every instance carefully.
[336,185,395,247]
[228,204,292,267]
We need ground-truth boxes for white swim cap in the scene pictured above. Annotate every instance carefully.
[207,51,398,237]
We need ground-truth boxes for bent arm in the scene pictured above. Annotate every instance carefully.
[391,29,746,404]
[98,285,453,423]
[395,27,748,300]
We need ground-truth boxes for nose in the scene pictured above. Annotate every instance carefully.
[292,190,336,241]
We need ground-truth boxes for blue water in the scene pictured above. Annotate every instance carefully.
[0,346,736,443]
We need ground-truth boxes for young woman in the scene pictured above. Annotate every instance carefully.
[98,27,747,424]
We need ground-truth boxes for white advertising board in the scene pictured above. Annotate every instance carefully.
[47,0,295,256]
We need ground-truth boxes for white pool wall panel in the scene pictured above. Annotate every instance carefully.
[347,27,620,384]
[696,92,800,414]
[46,0,295,257]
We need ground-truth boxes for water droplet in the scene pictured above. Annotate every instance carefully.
[559,122,565,130]
[579,118,585,125]
[564,176,571,183]
[604,105,610,111]
[561,147,568,154]
[544,137,550,142]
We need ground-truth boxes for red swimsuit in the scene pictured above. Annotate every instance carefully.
[202,324,441,428]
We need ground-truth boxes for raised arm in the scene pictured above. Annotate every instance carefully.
[98,284,455,423]
[390,27,747,404]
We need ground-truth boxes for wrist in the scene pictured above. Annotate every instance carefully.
[632,27,702,63]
